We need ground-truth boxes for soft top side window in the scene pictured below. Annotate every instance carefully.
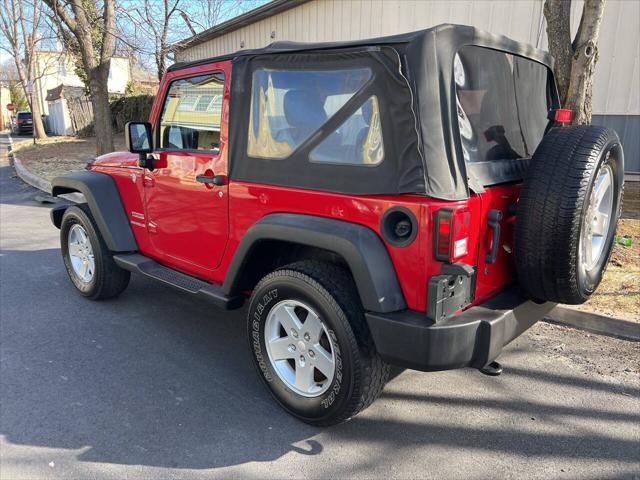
[310,96,384,166]
[159,72,225,152]
[247,67,379,162]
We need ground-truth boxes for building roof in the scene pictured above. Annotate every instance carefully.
[173,0,310,51]
[45,84,86,101]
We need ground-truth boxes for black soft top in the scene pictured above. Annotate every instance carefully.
[171,24,556,200]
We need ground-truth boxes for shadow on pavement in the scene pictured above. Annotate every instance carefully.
[1,247,639,470]
[0,164,54,208]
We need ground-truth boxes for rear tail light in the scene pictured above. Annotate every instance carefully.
[434,207,471,263]
[548,108,573,124]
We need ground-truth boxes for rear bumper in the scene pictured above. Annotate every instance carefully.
[365,287,556,371]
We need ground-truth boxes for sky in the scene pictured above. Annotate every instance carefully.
[0,0,270,76]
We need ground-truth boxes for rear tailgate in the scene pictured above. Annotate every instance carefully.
[452,46,554,304]
[474,184,520,303]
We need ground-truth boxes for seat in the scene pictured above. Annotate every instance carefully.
[279,89,327,147]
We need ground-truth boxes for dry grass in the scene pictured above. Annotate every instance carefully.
[12,135,125,182]
[573,182,640,321]
[572,216,640,321]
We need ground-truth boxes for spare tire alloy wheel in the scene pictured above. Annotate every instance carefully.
[581,158,614,273]
[516,126,624,304]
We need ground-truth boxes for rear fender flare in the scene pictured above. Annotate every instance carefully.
[51,171,137,252]
[223,213,406,313]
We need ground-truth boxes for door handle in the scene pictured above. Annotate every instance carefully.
[485,209,503,264]
[196,174,226,186]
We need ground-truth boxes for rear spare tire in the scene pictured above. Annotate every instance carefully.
[515,125,624,304]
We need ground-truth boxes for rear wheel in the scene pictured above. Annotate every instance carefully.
[247,261,389,426]
[60,205,130,300]
[516,126,624,304]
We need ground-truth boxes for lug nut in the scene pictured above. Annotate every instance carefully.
[288,344,296,352]
[308,350,315,358]
[304,333,310,341]
[291,330,298,338]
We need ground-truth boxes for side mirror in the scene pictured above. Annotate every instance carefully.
[125,122,154,169]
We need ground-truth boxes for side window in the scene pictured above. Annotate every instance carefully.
[247,68,372,159]
[310,96,384,165]
[159,72,225,151]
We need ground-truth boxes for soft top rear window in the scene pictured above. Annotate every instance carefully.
[454,46,551,166]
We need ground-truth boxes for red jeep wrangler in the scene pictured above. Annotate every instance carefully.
[50,24,624,426]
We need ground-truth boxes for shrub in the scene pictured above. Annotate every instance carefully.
[110,95,155,133]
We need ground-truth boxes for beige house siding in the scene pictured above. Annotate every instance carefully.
[176,0,639,117]
[34,52,131,116]
[0,84,12,130]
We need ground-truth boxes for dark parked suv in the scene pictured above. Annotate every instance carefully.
[15,111,33,135]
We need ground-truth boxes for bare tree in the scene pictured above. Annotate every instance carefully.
[132,0,182,81]
[0,0,48,139]
[44,0,116,154]
[545,0,606,124]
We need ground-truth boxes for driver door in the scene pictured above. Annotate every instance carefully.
[143,63,230,278]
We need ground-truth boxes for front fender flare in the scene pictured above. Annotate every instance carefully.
[223,213,406,313]
[51,171,137,252]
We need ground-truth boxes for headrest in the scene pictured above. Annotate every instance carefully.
[283,90,327,128]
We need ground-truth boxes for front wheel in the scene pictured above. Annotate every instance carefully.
[247,261,389,426]
[60,205,130,300]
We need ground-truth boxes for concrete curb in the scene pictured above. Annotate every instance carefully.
[6,134,52,193]
[11,154,52,193]
[545,306,640,342]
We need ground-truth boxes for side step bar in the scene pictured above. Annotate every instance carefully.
[113,253,244,310]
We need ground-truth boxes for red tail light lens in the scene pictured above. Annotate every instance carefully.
[434,207,471,262]
[554,108,573,123]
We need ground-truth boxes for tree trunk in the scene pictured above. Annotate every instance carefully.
[29,85,48,139]
[544,0,606,124]
[88,64,114,154]
[11,58,47,139]
[565,0,606,124]
[544,0,573,106]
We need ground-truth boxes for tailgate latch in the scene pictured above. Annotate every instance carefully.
[486,209,503,264]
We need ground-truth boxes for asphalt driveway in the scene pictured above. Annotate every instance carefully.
[1,136,638,479]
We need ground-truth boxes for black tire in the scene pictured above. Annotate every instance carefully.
[516,125,624,304]
[247,260,390,426]
[60,205,130,300]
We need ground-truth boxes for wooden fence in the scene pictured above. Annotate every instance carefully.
[67,96,94,137]
[65,94,155,137]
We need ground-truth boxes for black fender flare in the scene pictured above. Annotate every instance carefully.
[51,171,138,252]
[223,213,407,313]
